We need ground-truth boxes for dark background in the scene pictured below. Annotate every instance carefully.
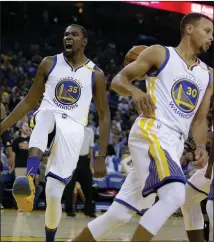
[1,1,213,66]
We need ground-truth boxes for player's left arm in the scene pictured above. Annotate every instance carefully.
[191,68,213,167]
[192,68,213,147]
[93,67,111,156]
[93,67,111,177]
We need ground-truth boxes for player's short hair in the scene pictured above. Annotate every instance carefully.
[70,24,87,38]
[180,12,212,36]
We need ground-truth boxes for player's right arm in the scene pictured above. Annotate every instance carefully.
[110,45,166,117]
[0,57,54,134]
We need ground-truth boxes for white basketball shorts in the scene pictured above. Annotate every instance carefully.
[115,117,186,212]
[30,109,84,184]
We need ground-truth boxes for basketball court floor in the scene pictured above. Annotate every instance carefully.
[2,209,213,241]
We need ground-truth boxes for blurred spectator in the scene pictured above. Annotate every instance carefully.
[121,155,132,175]
[181,151,196,178]
[87,112,96,133]
[34,168,43,209]
[93,135,100,163]
[1,103,15,172]
[37,153,49,206]
[105,144,122,173]
[39,153,49,184]
[72,182,85,212]
[112,134,127,159]
[12,122,31,177]
[117,97,130,114]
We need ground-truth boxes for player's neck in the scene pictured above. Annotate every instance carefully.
[64,52,87,68]
[176,40,198,63]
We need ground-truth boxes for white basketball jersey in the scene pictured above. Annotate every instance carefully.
[39,53,96,126]
[146,46,211,140]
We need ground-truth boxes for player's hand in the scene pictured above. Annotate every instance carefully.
[94,156,106,178]
[193,147,208,169]
[131,88,156,117]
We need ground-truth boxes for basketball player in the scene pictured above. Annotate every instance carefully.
[181,103,214,242]
[0,24,110,242]
[70,13,213,242]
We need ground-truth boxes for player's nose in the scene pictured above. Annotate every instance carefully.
[208,34,213,42]
[65,36,71,40]
[65,37,74,43]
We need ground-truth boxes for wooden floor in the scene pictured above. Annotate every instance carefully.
[1,209,213,241]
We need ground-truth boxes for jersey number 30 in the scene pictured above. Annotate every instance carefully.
[187,87,197,98]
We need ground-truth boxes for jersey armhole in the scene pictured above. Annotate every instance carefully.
[44,55,57,82]
[147,46,170,77]
[205,64,211,87]
[91,65,97,93]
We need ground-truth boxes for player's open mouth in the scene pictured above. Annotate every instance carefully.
[65,40,73,50]
[65,43,72,50]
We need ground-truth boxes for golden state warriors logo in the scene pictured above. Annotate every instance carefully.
[55,79,81,106]
[171,79,199,113]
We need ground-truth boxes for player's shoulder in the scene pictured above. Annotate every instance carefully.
[209,67,213,81]
[42,56,55,64]
[198,58,212,70]
[94,65,105,80]
[94,66,104,74]
[138,44,167,63]
[39,56,56,72]
[143,44,166,55]
[204,65,213,87]
[209,67,213,75]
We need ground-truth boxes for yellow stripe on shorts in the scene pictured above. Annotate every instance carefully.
[29,115,35,129]
[147,76,157,118]
[139,76,170,181]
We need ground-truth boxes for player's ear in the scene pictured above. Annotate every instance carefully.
[186,24,194,35]
[83,38,88,47]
